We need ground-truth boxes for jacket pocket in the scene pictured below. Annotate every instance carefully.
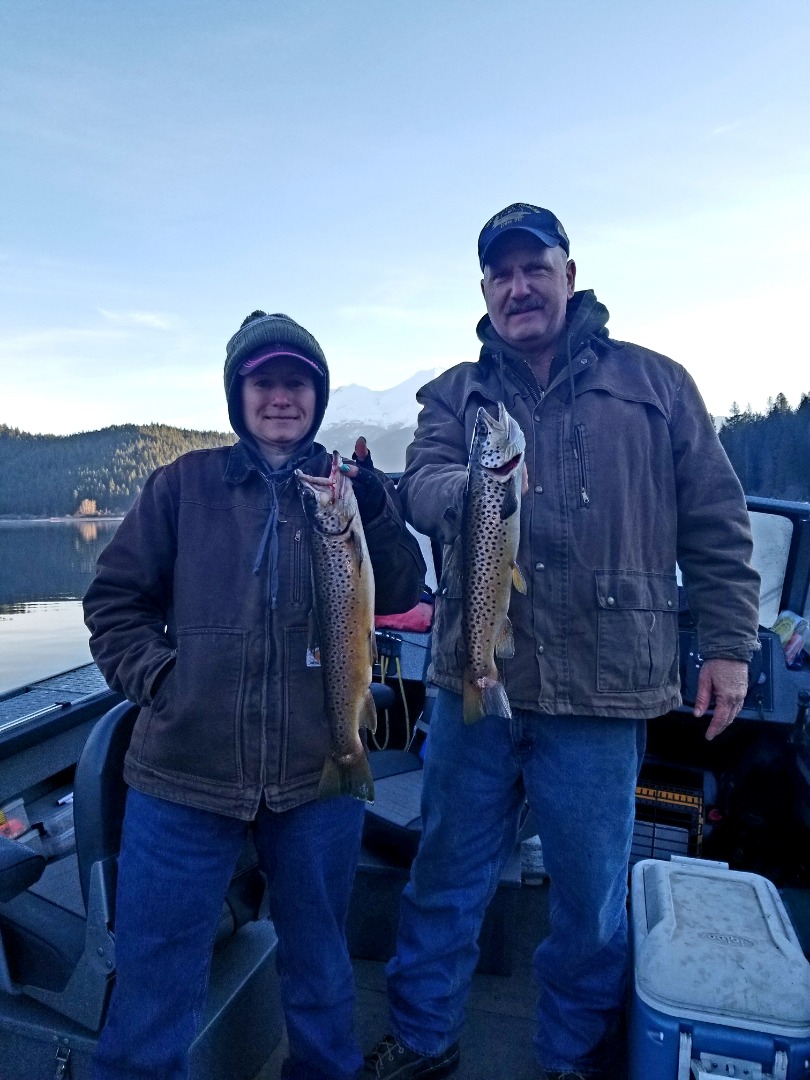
[595,570,679,693]
[280,626,329,784]
[137,627,246,785]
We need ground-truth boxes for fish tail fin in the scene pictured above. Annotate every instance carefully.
[464,676,512,724]
[318,752,375,803]
[462,676,485,724]
[482,679,512,720]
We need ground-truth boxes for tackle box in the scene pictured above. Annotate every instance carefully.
[629,856,810,1079]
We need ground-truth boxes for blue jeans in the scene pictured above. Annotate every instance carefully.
[386,690,645,1074]
[93,788,365,1080]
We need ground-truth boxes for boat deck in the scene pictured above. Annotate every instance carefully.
[257,879,629,1080]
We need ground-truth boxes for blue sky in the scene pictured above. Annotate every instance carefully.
[2,0,808,435]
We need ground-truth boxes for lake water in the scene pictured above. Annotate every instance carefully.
[0,519,121,695]
[0,509,802,698]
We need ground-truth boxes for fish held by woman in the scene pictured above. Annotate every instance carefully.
[462,403,527,723]
[296,451,377,801]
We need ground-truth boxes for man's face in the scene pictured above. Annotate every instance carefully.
[241,357,317,458]
[481,233,576,354]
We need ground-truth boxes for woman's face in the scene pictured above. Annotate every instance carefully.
[241,357,317,461]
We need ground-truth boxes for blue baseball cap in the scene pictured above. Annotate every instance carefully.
[478,203,570,270]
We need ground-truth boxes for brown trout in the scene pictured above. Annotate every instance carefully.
[462,402,527,723]
[296,451,377,801]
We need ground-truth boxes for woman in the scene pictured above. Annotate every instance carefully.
[84,311,425,1080]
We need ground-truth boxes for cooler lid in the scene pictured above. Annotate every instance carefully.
[631,858,810,1037]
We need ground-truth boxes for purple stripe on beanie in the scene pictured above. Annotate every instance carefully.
[239,348,322,376]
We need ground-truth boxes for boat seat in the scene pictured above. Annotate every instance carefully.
[0,700,282,1080]
[363,681,535,863]
[0,836,45,903]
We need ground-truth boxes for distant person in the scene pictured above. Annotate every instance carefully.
[363,205,761,1080]
[352,434,375,470]
[84,311,425,1080]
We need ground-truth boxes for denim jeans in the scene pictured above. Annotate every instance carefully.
[93,788,365,1080]
[386,689,645,1074]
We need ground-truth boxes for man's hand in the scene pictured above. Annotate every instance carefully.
[692,658,748,740]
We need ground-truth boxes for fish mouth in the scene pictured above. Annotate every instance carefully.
[485,452,523,477]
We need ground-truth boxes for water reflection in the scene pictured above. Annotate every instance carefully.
[0,520,122,695]
[77,521,100,543]
[0,519,121,607]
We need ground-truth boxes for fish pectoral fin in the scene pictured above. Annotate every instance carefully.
[361,689,378,734]
[512,563,528,594]
[351,529,365,569]
[369,629,378,666]
[500,483,518,520]
[495,616,515,659]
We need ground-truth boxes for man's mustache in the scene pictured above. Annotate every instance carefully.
[505,300,543,315]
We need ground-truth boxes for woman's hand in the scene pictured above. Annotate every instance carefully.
[338,461,387,522]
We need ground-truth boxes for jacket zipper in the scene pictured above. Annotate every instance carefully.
[502,357,545,406]
[256,469,273,789]
[573,424,590,508]
[292,528,304,604]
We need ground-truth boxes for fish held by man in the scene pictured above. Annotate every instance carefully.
[462,402,527,723]
[296,450,377,801]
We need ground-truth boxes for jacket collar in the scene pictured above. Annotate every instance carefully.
[224,439,329,485]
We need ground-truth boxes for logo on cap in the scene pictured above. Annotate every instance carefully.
[490,207,533,230]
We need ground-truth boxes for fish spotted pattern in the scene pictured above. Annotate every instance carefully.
[462,402,527,723]
[296,451,377,800]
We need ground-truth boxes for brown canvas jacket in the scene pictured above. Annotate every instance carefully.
[83,441,425,817]
[398,292,761,719]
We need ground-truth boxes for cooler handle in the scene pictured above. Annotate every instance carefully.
[677,1031,788,1079]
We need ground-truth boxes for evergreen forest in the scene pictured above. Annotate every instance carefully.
[0,424,235,517]
[1,395,809,517]
[718,394,810,503]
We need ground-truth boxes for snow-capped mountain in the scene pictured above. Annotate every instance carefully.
[319,368,442,473]
[323,369,440,429]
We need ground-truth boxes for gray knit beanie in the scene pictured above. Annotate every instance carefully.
[224,311,330,441]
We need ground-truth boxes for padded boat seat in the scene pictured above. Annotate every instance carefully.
[0,699,282,1080]
[0,836,45,903]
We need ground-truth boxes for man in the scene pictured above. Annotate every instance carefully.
[84,311,425,1080]
[364,205,761,1079]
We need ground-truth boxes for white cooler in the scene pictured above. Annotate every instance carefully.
[629,856,810,1079]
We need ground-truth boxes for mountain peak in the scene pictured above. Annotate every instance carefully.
[324,368,441,429]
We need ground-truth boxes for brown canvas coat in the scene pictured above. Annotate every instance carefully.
[398,291,760,719]
[84,441,425,817]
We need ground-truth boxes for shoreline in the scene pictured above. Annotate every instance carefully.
[0,516,125,525]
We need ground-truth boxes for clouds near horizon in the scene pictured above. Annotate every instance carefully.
[2,0,808,434]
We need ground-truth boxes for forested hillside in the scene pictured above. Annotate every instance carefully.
[0,424,234,517]
[719,394,810,503]
[1,394,808,517]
